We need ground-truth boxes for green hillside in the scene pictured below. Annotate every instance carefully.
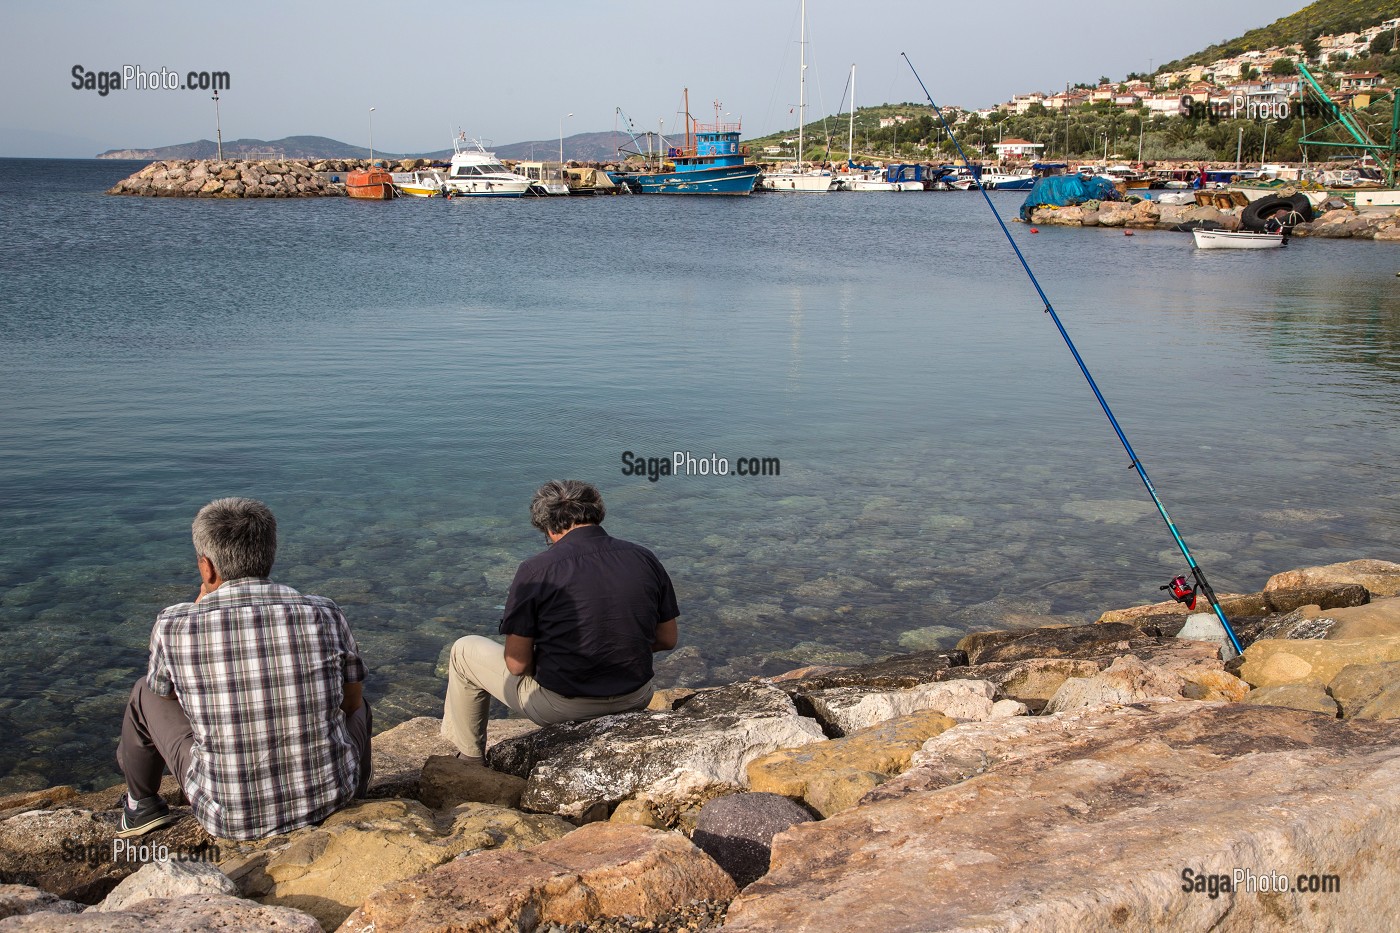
[1160,0,1400,71]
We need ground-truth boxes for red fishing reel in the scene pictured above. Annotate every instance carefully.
[1161,574,1199,610]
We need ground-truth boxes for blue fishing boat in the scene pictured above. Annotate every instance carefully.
[615,92,761,195]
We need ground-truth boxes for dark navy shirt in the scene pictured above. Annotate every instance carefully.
[499,525,679,697]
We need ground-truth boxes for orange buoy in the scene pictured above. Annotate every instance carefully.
[1029,228,1039,233]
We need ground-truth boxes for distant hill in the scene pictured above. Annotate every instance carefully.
[1160,0,1400,71]
[98,131,634,163]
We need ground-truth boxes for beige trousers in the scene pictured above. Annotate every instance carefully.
[441,635,653,758]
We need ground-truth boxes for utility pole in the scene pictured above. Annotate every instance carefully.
[368,107,376,165]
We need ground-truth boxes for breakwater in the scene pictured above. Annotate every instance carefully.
[2,558,1399,931]
[1025,198,1400,241]
[106,159,344,198]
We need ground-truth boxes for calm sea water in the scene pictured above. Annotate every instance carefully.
[2,158,1398,792]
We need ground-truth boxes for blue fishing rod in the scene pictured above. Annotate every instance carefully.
[902,53,1245,659]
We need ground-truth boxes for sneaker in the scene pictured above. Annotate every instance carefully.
[454,752,485,767]
[117,793,181,838]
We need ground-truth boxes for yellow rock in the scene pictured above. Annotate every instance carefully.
[747,710,956,816]
[1322,597,1400,640]
[1238,636,1400,688]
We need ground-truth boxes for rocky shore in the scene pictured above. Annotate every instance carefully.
[105,159,345,198]
[3,557,1400,931]
[1025,197,1400,242]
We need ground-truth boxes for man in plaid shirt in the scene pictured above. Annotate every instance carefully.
[115,497,371,840]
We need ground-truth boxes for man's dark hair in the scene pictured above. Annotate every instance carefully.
[192,497,277,580]
[529,480,605,535]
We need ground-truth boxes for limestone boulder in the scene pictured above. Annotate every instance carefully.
[1317,597,1400,640]
[0,789,77,822]
[91,859,239,912]
[723,703,1400,932]
[747,710,956,816]
[0,894,319,931]
[797,679,993,735]
[938,657,1104,710]
[958,622,1151,664]
[339,823,737,933]
[1266,560,1400,598]
[1238,636,1400,688]
[690,793,815,888]
[1243,682,1338,716]
[1354,680,1400,719]
[1329,661,1400,718]
[1042,656,1187,713]
[417,755,525,809]
[487,682,826,822]
[0,885,81,920]
[218,798,571,931]
[367,715,538,801]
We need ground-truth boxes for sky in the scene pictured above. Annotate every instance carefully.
[2,0,1312,158]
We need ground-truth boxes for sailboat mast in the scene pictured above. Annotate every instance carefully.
[848,64,855,160]
[797,0,806,169]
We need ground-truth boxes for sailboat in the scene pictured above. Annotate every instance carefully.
[837,64,899,192]
[758,0,833,193]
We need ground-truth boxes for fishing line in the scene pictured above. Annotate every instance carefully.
[901,52,1245,658]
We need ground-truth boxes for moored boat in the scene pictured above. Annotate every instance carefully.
[615,93,760,195]
[757,0,832,193]
[1192,229,1285,249]
[515,161,571,196]
[346,167,395,200]
[391,170,448,198]
[443,135,532,198]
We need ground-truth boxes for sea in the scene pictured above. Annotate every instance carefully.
[2,157,1398,792]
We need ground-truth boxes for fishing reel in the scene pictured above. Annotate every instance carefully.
[1161,574,1199,611]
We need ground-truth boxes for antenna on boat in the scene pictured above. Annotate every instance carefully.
[900,52,1245,660]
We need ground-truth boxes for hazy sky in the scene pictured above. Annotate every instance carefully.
[2,0,1310,158]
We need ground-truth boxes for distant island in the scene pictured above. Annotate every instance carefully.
[97,132,633,163]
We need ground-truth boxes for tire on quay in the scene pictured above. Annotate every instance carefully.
[1242,193,1314,231]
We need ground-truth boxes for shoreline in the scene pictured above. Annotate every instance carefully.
[2,557,1399,930]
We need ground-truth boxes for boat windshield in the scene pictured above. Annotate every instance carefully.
[482,163,509,174]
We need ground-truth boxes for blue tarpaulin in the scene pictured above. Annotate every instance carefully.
[1019,175,1121,221]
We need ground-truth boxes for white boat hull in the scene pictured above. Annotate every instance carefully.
[1192,229,1284,249]
[839,175,899,192]
[759,171,834,192]
[1353,189,1400,214]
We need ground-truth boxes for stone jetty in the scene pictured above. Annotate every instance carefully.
[1025,197,1400,241]
[3,557,1400,931]
[106,159,343,198]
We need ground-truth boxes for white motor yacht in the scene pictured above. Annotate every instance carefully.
[444,135,532,198]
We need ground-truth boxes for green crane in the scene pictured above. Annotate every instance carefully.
[1295,61,1399,185]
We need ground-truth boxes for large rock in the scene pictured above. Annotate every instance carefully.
[339,823,737,933]
[690,794,815,888]
[1238,636,1400,688]
[958,622,1166,665]
[0,886,80,920]
[1329,661,1400,718]
[1042,656,1187,713]
[1317,597,1400,639]
[0,804,213,904]
[417,755,525,809]
[218,798,571,931]
[91,859,239,912]
[1243,682,1339,717]
[938,657,1104,711]
[487,682,825,822]
[722,703,1400,932]
[796,680,993,736]
[747,710,956,816]
[0,893,320,931]
[0,789,77,822]
[1356,682,1400,720]
[368,716,538,800]
[778,650,965,693]
[1266,560,1400,598]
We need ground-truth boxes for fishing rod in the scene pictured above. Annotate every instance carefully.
[901,53,1245,659]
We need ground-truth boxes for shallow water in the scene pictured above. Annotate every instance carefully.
[2,158,1398,791]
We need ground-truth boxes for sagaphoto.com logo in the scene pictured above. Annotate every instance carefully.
[72,64,230,97]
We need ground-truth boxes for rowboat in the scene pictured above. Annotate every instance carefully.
[1191,229,1285,249]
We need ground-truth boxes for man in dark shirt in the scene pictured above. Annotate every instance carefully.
[442,480,678,763]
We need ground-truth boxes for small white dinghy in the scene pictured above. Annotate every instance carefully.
[1192,228,1285,249]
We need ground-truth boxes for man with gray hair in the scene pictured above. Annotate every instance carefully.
[115,497,371,839]
[442,480,678,763]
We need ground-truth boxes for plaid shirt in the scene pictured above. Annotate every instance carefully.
[147,578,366,840]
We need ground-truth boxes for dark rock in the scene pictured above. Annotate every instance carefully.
[486,682,825,822]
[418,755,525,809]
[690,793,815,888]
[777,650,966,693]
[959,623,1154,665]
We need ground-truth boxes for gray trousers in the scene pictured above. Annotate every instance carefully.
[441,635,653,758]
[116,677,372,802]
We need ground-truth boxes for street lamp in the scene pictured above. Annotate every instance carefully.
[212,90,223,161]
[559,112,573,164]
[368,107,376,165]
